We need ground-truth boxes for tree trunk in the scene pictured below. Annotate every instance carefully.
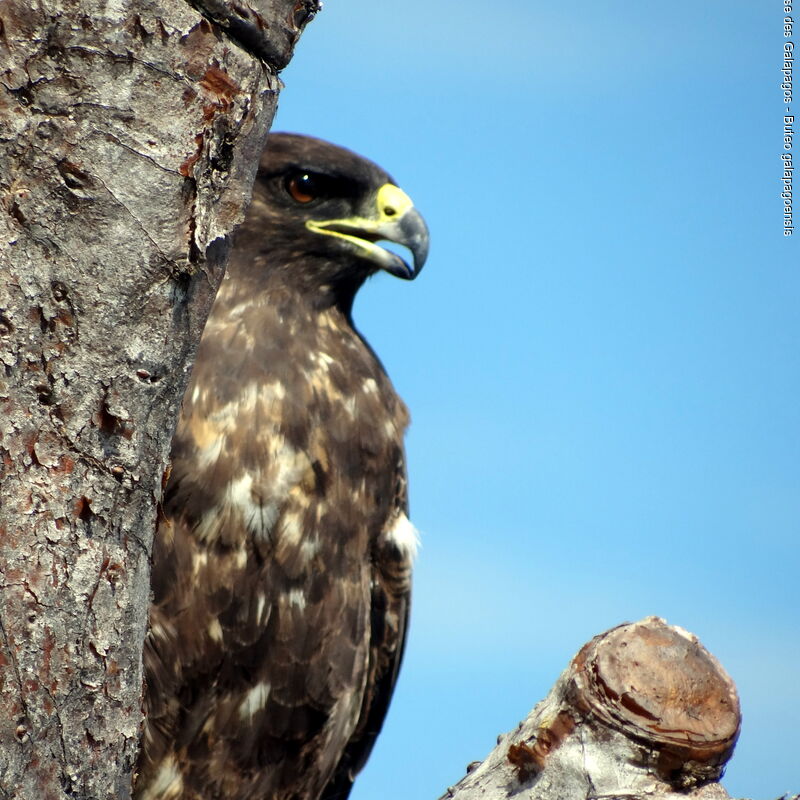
[0,1,317,797]
[442,617,748,800]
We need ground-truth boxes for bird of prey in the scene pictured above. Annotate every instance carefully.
[135,133,429,800]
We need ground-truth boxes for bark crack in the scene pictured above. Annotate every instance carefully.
[91,169,173,262]
[64,45,186,84]
[0,608,28,719]
[579,726,598,800]
[99,135,182,177]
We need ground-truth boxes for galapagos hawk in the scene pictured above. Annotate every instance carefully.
[135,133,429,800]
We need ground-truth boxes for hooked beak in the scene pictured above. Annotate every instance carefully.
[306,183,429,280]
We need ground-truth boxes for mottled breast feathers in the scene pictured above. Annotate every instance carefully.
[135,133,428,800]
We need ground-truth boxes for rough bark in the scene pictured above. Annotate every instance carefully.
[0,1,317,797]
[442,618,749,800]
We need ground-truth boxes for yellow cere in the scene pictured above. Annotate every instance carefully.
[375,183,413,221]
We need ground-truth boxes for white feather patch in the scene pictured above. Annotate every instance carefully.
[311,350,336,370]
[139,755,183,800]
[276,509,303,548]
[386,513,421,560]
[342,396,357,417]
[286,587,307,611]
[269,443,308,499]
[228,472,254,509]
[192,550,208,576]
[194,508,222,543]
[237,381,260,413]
[300,537,320,560]
[255,592,269,624]
[259,379,287,403]
[208,618,223,643]
[238,681,271,721]
[228,472,279,540]
[197,434,223,468]
[150,622,167,642]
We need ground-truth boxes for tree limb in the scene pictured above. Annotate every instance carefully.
[442,617,750,800]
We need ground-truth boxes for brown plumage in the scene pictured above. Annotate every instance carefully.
[135,133,429,800]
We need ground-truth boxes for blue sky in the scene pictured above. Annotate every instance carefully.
[273,2,799,797]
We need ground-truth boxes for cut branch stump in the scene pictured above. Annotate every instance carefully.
[443,617,743,800]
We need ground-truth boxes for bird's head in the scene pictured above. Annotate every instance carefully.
[235,133,429,304]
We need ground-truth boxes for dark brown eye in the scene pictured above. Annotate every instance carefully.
[285,173,318,204]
